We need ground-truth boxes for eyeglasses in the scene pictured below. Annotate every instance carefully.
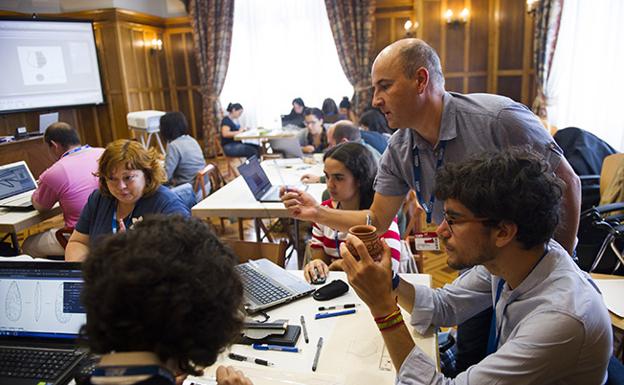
[304,120,319,126]
[443,212,491,234]
[105,172,141,186]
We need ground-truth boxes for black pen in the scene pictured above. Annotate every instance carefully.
[228,352,274,367]
[312,337,323,371]
[318,304,359,311]
[300,315,309,343]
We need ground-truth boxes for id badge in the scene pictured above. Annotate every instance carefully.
[413,232,440,251]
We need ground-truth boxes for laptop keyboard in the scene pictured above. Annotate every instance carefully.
[236,264,290,304]
[0,347,80,379]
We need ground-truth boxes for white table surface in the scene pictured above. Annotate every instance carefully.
[234,128,297,141]
[192,159,324,219]
[187,271,437,385]
[0,204,61,233]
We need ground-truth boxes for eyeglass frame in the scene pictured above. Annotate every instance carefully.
[104,171,143,187]
[442,212,493,234]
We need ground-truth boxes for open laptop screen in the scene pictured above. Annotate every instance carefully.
[0,162,37,201]
[238,157,272,199]
[0,263,85,340]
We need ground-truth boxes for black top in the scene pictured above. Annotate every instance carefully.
[221,116,240,146]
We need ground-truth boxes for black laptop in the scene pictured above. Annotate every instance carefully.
[0,261,87,385]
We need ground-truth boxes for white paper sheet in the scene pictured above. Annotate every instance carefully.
[594,279,624,317]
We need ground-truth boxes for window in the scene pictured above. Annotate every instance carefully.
[220,0,353,129]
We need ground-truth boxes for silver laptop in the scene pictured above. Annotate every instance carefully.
[0,261,87,385]
[0,161,37,210]
[237,156,284,202]
[269,137,304,158]
[235,258,314,314]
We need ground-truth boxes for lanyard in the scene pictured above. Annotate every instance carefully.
[334,201,342,257]
[413,141,447,223]
[61,144,90,159]
[112,203,134,234]
[486,245,550,355]
[92,365,175,384]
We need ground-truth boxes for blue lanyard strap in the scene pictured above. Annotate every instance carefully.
[112,203,134,234]
[413,141,447,223]
[61,144,90,159]
[92,365,175,384]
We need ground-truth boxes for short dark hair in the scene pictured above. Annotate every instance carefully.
[160,112,188,142]
[226,103,243,112]
[44,122,81,147]
[399,39,444,88]
[324,142,377,209]
[81,215,244,375]
[292,98,305,107]
[303,107,324,121]
[339,96,351,109]
[332,121,361,142]
[434,148,564,249]
[322,98,339,115]
[359,108,391,134]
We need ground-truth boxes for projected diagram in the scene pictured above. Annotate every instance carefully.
[34,282,41,322]
[17,46,67,85]
[55,283,71,323]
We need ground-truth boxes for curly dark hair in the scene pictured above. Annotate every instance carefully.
[324,142,377,210]
[81,215,244,375]
[434,148,564,249]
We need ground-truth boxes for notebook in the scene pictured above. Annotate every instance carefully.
[235,258,314,314]
[0,261,87,385]
[237,156,284,202]
[0,161,37,210]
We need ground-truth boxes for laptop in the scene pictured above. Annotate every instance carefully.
[235,258,314,314]
[0,161,37,210]
[237,156,284,202]
[269,137,304,158]
[0,261,87,385]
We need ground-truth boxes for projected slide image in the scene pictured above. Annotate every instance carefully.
[17,46,68,85]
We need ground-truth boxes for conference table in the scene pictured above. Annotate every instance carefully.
[186,271,438,385]
[234,128,298,141]
[192,158,325,266]
[0,204,61,253]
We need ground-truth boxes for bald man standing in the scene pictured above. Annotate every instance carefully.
[282,38,581,374]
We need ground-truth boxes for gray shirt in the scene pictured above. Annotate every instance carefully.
[165,135,206,186]
[375,92,563,224]
[398,240,612,384]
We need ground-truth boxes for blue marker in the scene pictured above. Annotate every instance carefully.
[252,343,300,353]
[314,309,356,320]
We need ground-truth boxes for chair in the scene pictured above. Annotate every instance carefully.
[193,163,240,236]
[224,239,288,267]
[213,135,241,179]
[54,227,73,249]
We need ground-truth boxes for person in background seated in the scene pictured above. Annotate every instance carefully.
[341,149,610,384]
[22,122,104,258]
[81,215,252,385]
[282,97,306,128]
[298,107,328,154]
[322,98,341,123]
[339,96,357,122]
[304,142,401,283]
[65,140,190,262]
[359,108,392,154]
[160,111,210,203]
[329,121,382,162]
[221,103,260,159]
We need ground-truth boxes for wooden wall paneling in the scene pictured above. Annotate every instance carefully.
[468,0,489,73]
[468,76,487,93]
[422,0,442,53]
[522,12,535,105]
[183,32,199,140]
[374,18,392,59]
[497,75,522,102]
[497,0,524,71]
[445,77,464,92]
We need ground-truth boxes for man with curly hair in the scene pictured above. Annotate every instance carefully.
[341,149,611,384]
[80,215,252,385]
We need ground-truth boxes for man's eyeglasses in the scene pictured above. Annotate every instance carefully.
[443,212,491,234]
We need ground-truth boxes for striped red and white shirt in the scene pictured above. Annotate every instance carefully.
[310,199,401,266]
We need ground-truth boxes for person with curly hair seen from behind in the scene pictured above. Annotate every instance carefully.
[65,139,190,261]
[81,215,253,385]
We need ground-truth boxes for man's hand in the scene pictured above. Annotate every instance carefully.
[340,234,397,318]
[304,259,329,283]
[300,173,321,184]
[280,186,320,221]
[216,366,253,385]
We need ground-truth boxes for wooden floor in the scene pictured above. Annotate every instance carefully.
[14,156,458,288]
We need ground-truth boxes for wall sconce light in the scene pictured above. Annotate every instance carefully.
[526,0,539,15]
[404,19,419,37]
[444,8,470,26]
[148,38,163,52]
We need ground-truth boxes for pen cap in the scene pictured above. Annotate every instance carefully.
[347,225,383,261]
